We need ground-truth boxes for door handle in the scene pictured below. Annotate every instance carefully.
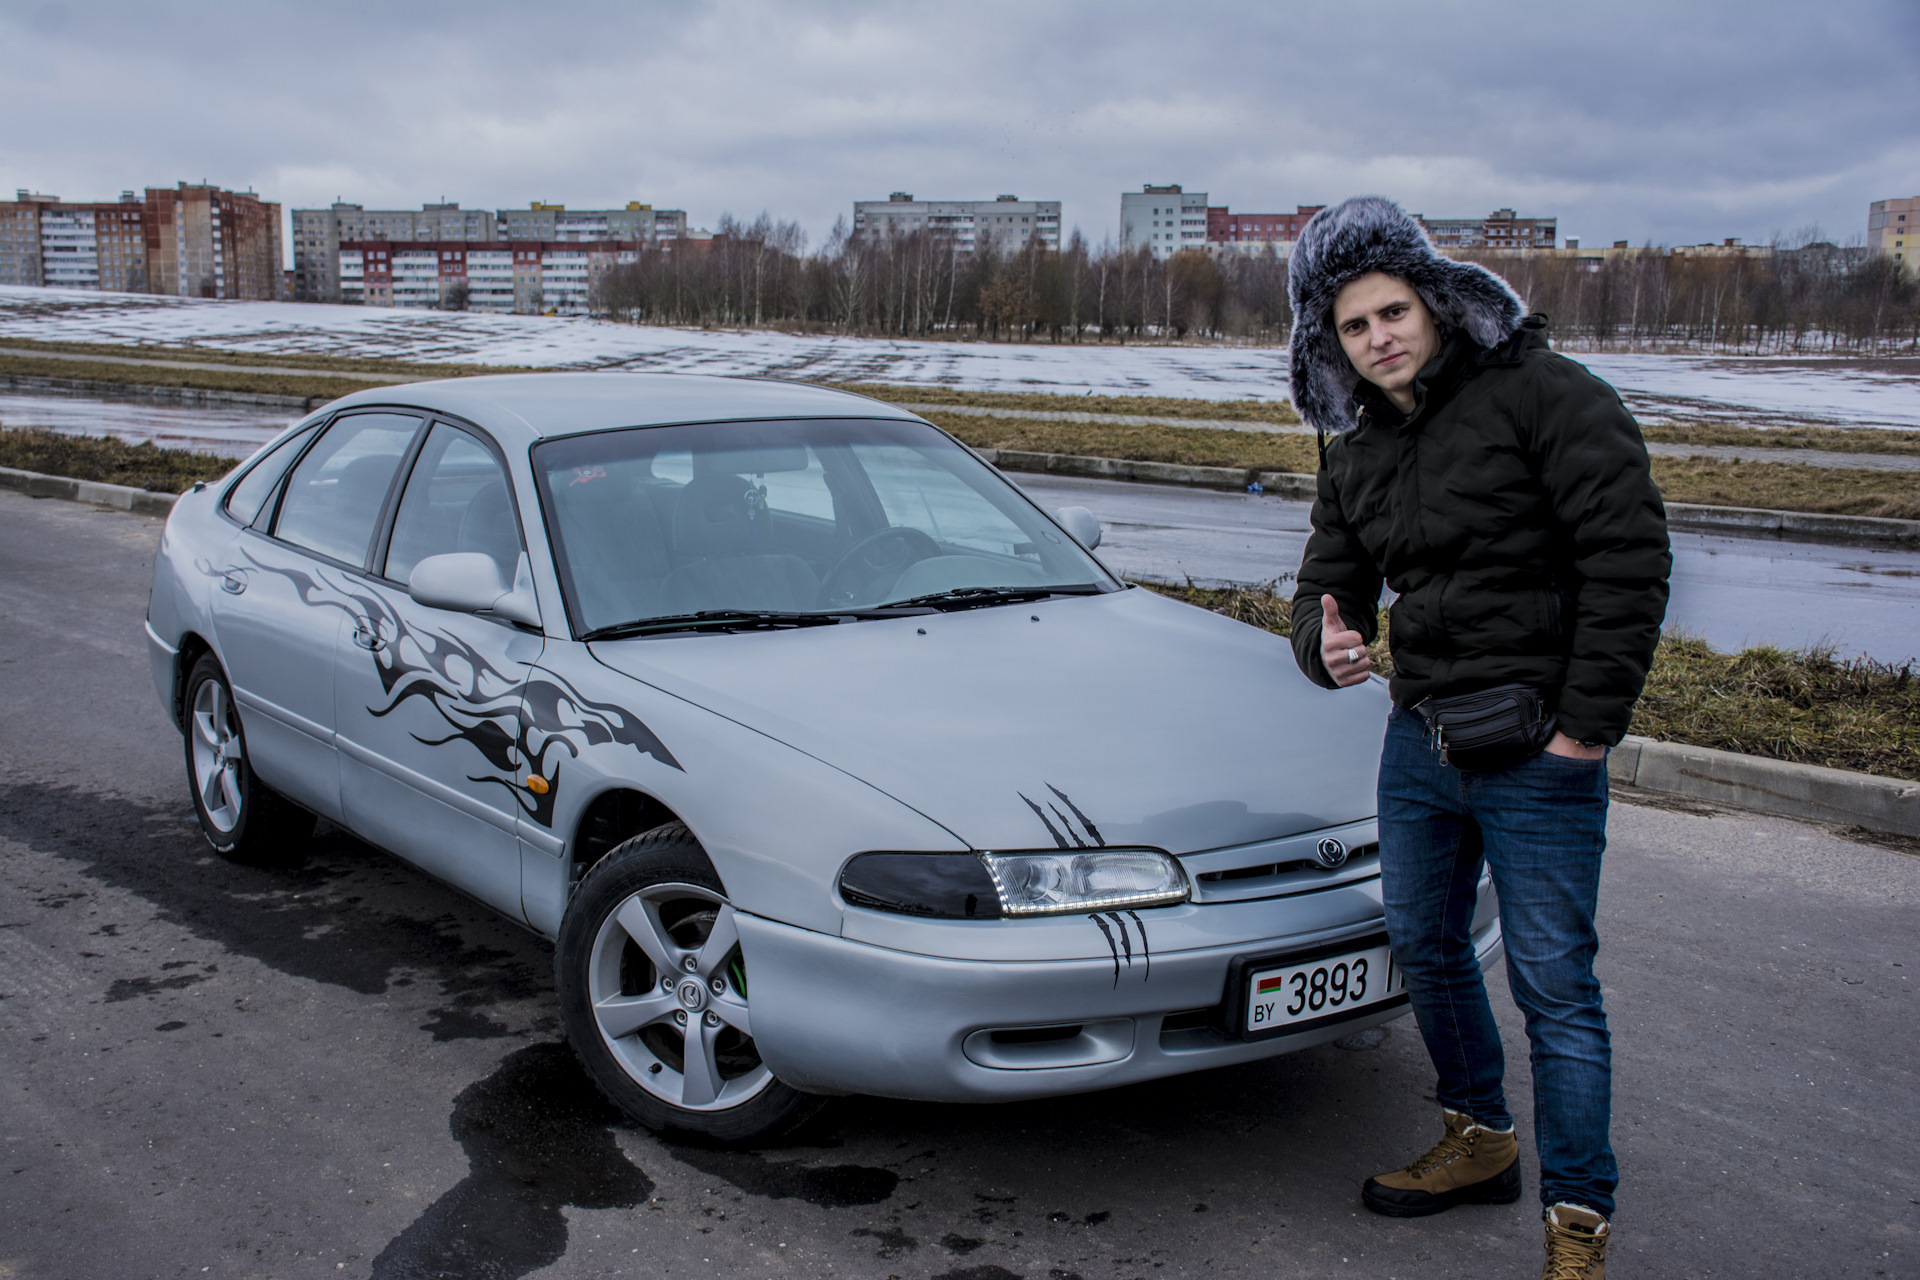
[351,625,387,652]
[219,570,247,595]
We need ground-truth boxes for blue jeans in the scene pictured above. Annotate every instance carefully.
[1377,705,1617,1217]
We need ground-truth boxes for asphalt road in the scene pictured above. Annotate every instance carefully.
[0,488,1914,1280]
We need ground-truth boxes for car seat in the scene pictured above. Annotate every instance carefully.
[663,473,818,614]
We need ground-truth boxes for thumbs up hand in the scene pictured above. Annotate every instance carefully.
[1318,594,1373,687]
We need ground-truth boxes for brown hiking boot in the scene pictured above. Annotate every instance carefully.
[1542,1203,1609,1279]
[1361,1108,1522,1217]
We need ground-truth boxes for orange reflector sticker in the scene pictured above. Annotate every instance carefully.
[525,775,550,795]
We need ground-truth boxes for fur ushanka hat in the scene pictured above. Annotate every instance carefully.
[1287,195,1527,435]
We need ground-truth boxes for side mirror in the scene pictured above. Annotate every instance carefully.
[1056,506,1102,551]
[409,552,541,628]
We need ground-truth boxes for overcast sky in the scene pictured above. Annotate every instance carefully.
[3,0,1915,259]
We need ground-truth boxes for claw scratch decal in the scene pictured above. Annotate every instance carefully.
[1087,912,1120,986]
[1047,784,1105,846]
[243,553,681,827]
[1018,793,1070,849]
[1086,910,1153,987]
[1124,909,1150,980]
[1019,783,1105,850]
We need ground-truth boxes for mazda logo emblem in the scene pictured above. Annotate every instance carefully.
[1314,838,1349,869]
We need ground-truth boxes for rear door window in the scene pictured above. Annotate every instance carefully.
[272,412,423,567]
[224,424,318,527]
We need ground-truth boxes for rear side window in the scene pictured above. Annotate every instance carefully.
[384,423,521,585]
[224,425,318,527]
[273,412,423,567]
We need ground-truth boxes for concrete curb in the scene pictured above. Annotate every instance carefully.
[977,449,1920,548]
[1,373,328,414]
[1663,501,1919,547]
[1609,735,1920,837]
[0,464,183,517]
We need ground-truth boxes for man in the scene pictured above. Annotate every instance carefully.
[1286,196,1670,1279]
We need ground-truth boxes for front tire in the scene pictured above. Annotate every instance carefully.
[181,653,314,866]
[555,822,827,1145]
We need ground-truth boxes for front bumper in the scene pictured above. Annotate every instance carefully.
[736,881,1503,1104]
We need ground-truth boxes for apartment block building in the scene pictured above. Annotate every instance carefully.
[1869,196,1917,263]
[0,183,279,299]
[852,193,1062,254]
[290,201,497,302]
[294,200,685,301]
[498,202,687,244]
[144,183,283,300]
[0,194,52,286]
[1121,185,1209,259]
[1418,208,1558,250]
[337,239,649,314]
[1,190,149,290]
[1668,238,1774,260]
[1205,204,1325,258]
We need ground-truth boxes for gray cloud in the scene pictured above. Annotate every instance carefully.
[1,0,1914,254]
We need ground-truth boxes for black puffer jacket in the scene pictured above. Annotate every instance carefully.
[1291,316,1671,746]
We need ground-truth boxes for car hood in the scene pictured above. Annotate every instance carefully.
[588,588,1389,855]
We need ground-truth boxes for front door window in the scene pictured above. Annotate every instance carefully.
[274,412,422,567]
[384,422,522,585]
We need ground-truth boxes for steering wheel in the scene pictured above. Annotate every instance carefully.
[818,527,942,608]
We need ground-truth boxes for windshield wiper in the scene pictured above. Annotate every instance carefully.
[883,583,1107,611]
[583,609,856,641]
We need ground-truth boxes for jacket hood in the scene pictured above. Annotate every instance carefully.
[1287,196,1527,436]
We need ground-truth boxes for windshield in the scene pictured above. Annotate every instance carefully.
[533,417,1118,636]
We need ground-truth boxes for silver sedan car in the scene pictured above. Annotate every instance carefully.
[146,373,1501,1143]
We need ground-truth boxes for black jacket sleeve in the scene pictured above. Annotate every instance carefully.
[1291,449,1384,690]
[1523,357,1672,744]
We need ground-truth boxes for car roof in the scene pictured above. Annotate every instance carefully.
[317,372,926,447]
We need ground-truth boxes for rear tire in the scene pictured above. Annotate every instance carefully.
[181,653,315,866]
[555,822,828,1146]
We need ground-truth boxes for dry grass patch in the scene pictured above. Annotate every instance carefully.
[925,414,1319,473]
[826,381,1300,424]
[0,352,388,402]
[1651,456,1920,520]
[0,336,516,380]
[1641,419,1920,456]
[0,427,237,494]
[1635,635,1919,780]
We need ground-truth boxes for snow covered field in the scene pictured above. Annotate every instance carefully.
[3,285,1916,428]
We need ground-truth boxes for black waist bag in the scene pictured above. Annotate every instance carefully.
[1414,683,1555,773]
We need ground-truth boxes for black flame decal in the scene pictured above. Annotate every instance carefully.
[242,552,680,827]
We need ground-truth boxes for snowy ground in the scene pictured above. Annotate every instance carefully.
[3,285,1917,428]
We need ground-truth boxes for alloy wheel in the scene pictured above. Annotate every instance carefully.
[587,881,772,1111]
[190,678,245,834]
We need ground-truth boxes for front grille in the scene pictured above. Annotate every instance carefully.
[1186,843,1379,904]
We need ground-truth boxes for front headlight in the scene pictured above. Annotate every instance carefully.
[837,849,1189,919]
[981,849,1188,916]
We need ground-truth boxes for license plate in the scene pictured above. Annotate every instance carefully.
[1244,942,1403,1035]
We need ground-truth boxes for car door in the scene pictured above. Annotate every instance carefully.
[332,419,542,920]
[210,411,423,822]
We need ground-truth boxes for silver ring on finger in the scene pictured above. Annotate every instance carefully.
[1346,647,1361,664]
